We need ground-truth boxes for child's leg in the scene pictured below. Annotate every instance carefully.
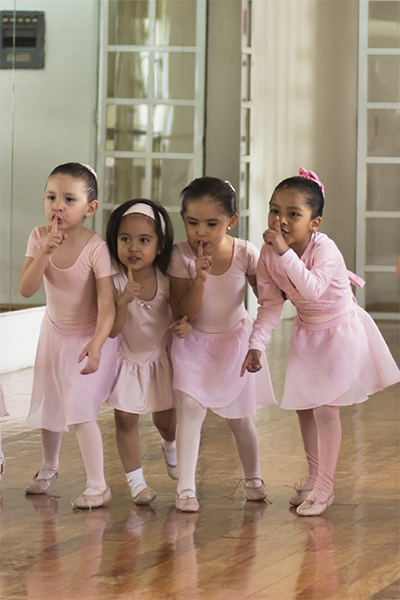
[114,409,155,504]
[296,409,319,489]
[297,405,341,516]
[25,428,62,494]
[312,405,342,497]
[152,408,178,479]
[176,396,206,498]
[73,421,107,495]
[39,428,63,478]
[225,417,261,480]
[225,417,267,501]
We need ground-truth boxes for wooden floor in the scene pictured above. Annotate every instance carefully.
[0,320,399,600]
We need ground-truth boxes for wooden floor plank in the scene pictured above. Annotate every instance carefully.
[0,319,399,599]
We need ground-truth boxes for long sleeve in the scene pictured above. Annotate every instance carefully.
[278,240,341,301]
[248,251,285,352]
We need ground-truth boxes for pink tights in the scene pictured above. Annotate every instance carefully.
[296,405,342,498]
[176,395,261,496]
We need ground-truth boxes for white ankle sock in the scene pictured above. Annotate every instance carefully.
[162,439,177,467]
[126,468,147,497]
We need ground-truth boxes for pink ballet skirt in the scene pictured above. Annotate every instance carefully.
[107,268,174,414]
[281,303,400,410]
[172,314,276,419]
[0,381,9,417]
[28,312,118,432]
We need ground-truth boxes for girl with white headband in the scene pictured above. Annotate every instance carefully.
[242,169,400,516]
[19,163,118,509]
[106,199,190,506]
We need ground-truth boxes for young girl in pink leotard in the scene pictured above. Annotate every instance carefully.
[19,163,118,509]
[169,177,276,512]
[105,199,190,506]
[242,168,400,516]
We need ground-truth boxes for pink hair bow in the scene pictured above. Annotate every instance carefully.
[298,167,325,197]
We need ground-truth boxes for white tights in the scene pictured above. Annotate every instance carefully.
[176,395,261,496]
[39,421,107,494]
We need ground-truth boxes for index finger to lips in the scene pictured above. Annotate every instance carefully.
[274,216,281,233]
[127,266,134,282]
[198,242,203,257]
[52,214,58,232]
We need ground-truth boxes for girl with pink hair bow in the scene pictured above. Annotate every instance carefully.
[242,169,400,516]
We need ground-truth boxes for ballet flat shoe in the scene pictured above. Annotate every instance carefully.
[162,446,179,480]
[25,471,58,495]
[289,487,313,506]
[72,486,112,510]
[175,490,199,513]
[133,486,157,506]
[296,492,334,517]
[244,479,268,502]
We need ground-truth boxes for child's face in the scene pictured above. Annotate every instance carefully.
[181,196,237,255]
[268,189,321,256]
[44,174,97,231]
[117,215,159,273]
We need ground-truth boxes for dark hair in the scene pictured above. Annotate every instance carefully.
[106,199,173,275]
[181,176,236,217]
[272,176,324,219]
[48,163,98,202]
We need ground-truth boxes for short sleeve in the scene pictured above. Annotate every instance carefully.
[25,226,47,258]
[88,237,117,280]
[167,244,194,280]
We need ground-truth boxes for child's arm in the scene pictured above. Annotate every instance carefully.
[78,275,116,374]
[247,273,258,299]
[170,244,212,321]
[241,248,284,375]
[109,268,142,338]
[169,315,192,338]
[19,220,66,297]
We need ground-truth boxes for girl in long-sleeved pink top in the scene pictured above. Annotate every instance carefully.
[242,168,400,517]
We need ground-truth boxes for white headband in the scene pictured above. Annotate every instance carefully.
[122,202,166,234]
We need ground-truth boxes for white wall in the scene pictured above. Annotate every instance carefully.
[0,0,99,308]
[0,307,44,373]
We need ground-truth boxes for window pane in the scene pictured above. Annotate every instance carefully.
[365,272,400,313]
[104,157,147,204]
[108,52,149,99]
[153,105,194,153]
[368,55,400,102]
[366,218,400,266]
[242,0,252,47]
[367,109,400,157]
[154,52,195,100]
[108,0,150,46]
[155,1,196,46]
[240,161,250,210]
[242,54,251,102]
[241,108,251,155]
[169,211,188,243]
[367,164,400,211]
[106,104,148,152]
[368,1,400,48]
[151,159,193,205]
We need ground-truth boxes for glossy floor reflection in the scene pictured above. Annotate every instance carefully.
[0,320,399,600]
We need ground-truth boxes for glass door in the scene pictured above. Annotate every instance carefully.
[95,0,206,241]
[356,0,400,319]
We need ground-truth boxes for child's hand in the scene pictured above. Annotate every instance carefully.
[119,267,143,304]
[44,215,67,254]
[263,216,289,255]
[240,349,262,376]
[195,241,212,281]
[169,315,192,338]
[78,340,102,374]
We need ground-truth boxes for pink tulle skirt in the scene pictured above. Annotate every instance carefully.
[281,304,400,410]
[107,349,174,414]
[171,314,276,418]
[0,381,8,417]
[28,312,118,431]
